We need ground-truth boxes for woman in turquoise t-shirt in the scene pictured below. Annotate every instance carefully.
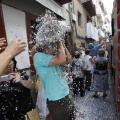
[34,42,76,120]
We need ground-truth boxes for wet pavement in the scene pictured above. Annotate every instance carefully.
[74,75,117,120]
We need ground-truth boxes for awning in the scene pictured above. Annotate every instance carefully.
[35,0,64,18]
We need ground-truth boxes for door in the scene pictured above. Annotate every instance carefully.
[25,12,37,75]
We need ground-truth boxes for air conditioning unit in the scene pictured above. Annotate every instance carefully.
[72,13,76,22]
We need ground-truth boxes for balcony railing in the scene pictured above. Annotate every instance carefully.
[54,0,72,5]
[80,0,96,17]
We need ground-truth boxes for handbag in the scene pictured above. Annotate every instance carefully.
[25,109,40,120]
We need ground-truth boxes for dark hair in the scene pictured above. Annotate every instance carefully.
[12,58,17,72]
[74,51,80,58]
[98,49,105,57]
[85,49,91,55]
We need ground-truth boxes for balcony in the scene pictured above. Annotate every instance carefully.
[96,6,102,19]
[54,0,72,5]
[81,0,96,17]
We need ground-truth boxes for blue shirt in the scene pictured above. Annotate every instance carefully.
[91,44,101,57]
[33,52,69,101]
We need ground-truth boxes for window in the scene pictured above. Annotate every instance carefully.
[78,12,82,27]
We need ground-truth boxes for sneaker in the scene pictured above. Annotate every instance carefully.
[103,94,107,98]
[92,94,99,98]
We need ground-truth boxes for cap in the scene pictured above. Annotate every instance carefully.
[88,43,94,49]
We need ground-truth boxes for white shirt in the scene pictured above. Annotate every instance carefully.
[80,50,85,60]
[84,55,93,71]
[104,51,108,58]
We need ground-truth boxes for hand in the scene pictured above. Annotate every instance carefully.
[83,66,88,70]
[93,56,96,61]
[5,38,26,57]
[61,40,65,44]
[30,46,36,57]
[100,40,105,46]
[57,41,62,48]
[0,38,6,52]
[62,41,66,48]
[9,73,21,83]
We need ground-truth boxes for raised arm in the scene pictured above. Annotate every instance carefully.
[49,42,66,66]
[0,39,26,75]
[62,42,72,64]
[100,40,105,47]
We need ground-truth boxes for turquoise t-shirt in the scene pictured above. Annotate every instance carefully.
[33,52,69,101]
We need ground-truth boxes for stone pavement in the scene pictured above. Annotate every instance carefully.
[74,76,117,120]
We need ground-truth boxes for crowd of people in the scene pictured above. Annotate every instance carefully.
[71,40,111,99]
[0,10,112,120]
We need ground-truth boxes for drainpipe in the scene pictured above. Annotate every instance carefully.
[69,1,75,57]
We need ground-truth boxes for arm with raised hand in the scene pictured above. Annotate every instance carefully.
[100,40,105,47]
[62,42,72,64]
[0,39,26,75]
[49,41,66,66]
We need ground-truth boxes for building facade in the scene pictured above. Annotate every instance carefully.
[72,0,96,48]
[71,0,111,49]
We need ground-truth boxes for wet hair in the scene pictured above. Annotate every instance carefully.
[85,49,91,55]
[98,49,105,57]
[12,58,17,72]
[74,51,80,58]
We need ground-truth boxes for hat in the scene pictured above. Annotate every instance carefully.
[33,10,68,49]
[88,43,94,49]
